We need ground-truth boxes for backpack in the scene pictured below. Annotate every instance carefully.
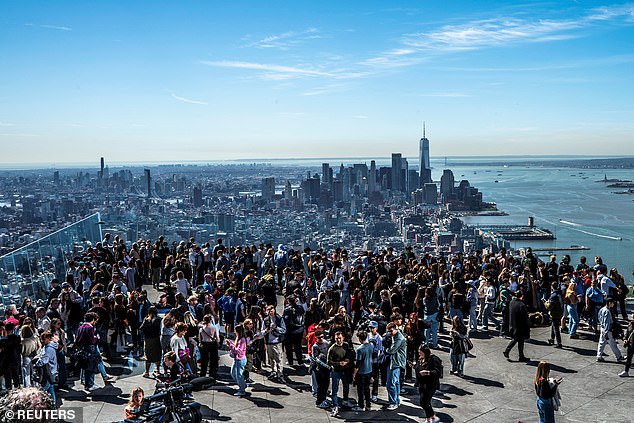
[432,355,444,379]
[274,251,288,268]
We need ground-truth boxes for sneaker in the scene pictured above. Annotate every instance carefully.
[103,375,115,383]
[431,416,441,423]
[330,407,338,417]
[547,339,554,345]
[386,403,399,411]
[554,344,563,349]
[233,391,246,397]
[518,357,530,362]
[596,357,605,362]
[503,350,510,359]
[449,370,456,375]
[352,406,365,412]
[617,357,626,362]
[318,401,330,409]
[618,371,629,377]
[370,396,378,403]
[86,386,99,392]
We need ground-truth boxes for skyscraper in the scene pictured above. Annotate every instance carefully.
[144,169,151,197]
[391,153,402,191]
[261,177,275,201]
[193,185,203,207]
[419,123,432,186]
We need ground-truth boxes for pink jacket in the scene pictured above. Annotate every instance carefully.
[228,337,247,360]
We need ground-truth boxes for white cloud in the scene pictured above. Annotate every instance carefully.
[201,60,369,81]
[419,92,471,98]
[402,5,634,52]
[26,23,73,31]
[243,28,323,50]
[170,92,208,105]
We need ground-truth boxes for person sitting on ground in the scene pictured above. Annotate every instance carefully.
[124,386,145,420]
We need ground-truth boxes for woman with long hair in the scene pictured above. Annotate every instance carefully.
[113,293,128,353]
[535,360,562,423]
[140,306,162,378]
[198,314,220,379]
[183,311,199,375]
[564,280,580,339]
[404,311,425,381]
[50,318,69,389]
[413,344,443,423]
[226,323,248,396]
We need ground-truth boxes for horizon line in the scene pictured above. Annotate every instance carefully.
[0,154,633,171]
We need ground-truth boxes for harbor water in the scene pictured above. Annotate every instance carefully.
[446,162,633,278]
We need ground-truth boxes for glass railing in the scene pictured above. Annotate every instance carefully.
[0,212,103,309]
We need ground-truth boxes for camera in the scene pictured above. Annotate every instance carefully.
[126,381,202,423]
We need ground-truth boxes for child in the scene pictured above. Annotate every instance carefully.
[449,316,469,377]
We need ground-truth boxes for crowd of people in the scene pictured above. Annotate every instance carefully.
[0,234,632,423]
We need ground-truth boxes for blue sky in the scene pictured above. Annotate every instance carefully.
[1,1,634,165]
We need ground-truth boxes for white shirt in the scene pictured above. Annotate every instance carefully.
[175,278,189,298]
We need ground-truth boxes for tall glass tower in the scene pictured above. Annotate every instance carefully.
[419,122,431,186]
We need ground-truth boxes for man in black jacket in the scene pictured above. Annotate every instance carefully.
[503,291,531,362]
[283,295,306,366]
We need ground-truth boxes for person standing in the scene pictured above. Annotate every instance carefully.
[384,322,407,411]
[564,281,580,339]
[535,361,562,423]
[226,324,248,397]
[311,329,331,409]
[198,314,220,379]
[481,279,501,334]
[367,321,383,403]
[352,330,374,412]
[546,282,564,348]
[263,305,286,381]
[504,291,531,362]
[596,298,624,363]
[75,312,101,392]
[618,313,634,377]
[327,330,354,417]
[414,344,443,423]
[140,306,162,378]
[449,316,469,377]
[36,331,59,403]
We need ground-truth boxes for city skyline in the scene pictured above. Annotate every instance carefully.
[2,1,634,164]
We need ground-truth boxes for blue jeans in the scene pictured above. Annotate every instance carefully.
[386,367,401,405]
[424,312,439,348]
[567,304,579,336]
[42,377,56,404]
[231,358,247,393]
[331,370,349,407]
[536,396,555,423]
[482,303,500,331]
[449,308,463,320]
[81,367,95,389]
[450,350,465,374]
